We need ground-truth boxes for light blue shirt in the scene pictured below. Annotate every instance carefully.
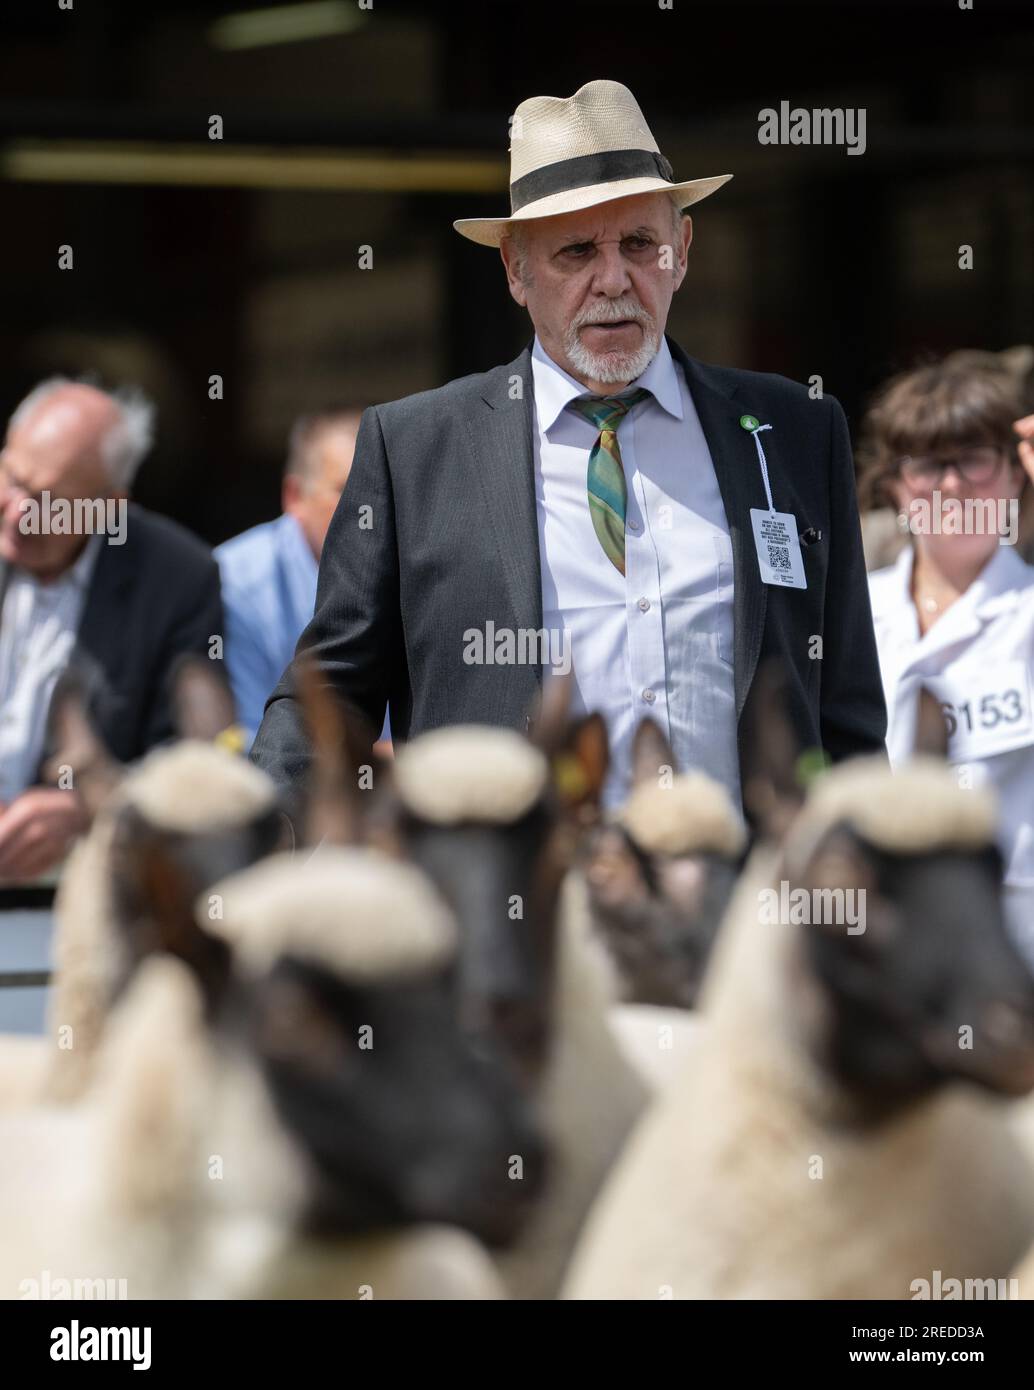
[532,335,740,810]
[217,512,390,747]
[215,513,319,745]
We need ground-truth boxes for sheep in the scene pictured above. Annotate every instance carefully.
[563,755,1034,1299]
[586,717,747,1008]
[29,739,283,1105]
[369,679,648,1299]
[0,957,506,1301]
[200,847,543,1275]
[0,664,286,1109]
[2,845,529,1299]
[579,717,746,1092]
[0,954,216,1300]
[605,1003,705,1096]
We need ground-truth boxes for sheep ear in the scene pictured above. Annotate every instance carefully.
[358,754,409,859]
[121,826,230,998]
[171,655,239,742]
[913,686,949,760]
[797,824,888,946]
[552,713,609,815]
[631,717,677,786]
[295,652,375,847]
[741,659,806,842]
[527,670,575,754]
[43,671,123,820]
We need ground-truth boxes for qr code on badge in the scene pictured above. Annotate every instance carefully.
[767,543,791,572]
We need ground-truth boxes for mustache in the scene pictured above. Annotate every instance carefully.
[571,299,654,331]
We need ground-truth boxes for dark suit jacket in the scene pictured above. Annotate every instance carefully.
[0,503,224,775]
[251,337,887,805]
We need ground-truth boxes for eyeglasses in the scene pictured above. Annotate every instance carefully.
[896,446,1005,487]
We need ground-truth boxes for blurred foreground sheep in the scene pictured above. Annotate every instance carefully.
[0,844,541,1298]
[582,718,746,1092]
[350,677,648,1299]
[564,755,1034,1299]
[0,663,284,1109]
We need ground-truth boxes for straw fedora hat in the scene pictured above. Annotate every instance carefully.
[453,79,732,248]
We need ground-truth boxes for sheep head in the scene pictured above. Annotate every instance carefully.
[781,757,1034,1111]
[205,849,548,1247]
[104,743,287,1010]
[582,718,746,1007]
[371,676,609,1086]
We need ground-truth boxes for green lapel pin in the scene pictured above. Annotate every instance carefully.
[739,413,760,431]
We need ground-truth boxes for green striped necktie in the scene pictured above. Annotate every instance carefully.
[570,388,651,575]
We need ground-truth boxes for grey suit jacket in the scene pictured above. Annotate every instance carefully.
[251,337,887,807]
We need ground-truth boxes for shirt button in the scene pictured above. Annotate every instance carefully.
[637,597,650,613]
[628,519,640,532]
[641,688,656,704]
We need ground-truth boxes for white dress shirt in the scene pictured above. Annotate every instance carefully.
[532,335,739,810]
[869,544,1034,960]
[0,537,101,803]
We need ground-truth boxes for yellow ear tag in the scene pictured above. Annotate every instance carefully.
[214,724,248,756]
[554,752,589,802]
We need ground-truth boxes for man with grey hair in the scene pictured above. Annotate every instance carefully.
[252,79,885,821]
[0,378,223,881]
[216,407,365,744]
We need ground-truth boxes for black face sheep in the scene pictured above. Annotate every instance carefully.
[365,681,648,1298]
[578,717,746,1094]
[201,846,547,1260]
[582,718,746,1010]
[0,948,509,1300]
[0,842,546,1299]
[564,756,1034,1299]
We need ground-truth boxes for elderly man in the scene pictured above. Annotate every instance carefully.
[0,379,223,880]
[216,409,362,744]
[252,79,886,816]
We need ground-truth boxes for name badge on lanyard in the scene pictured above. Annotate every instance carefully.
[741,417,807,590]
[925,661,1034,762]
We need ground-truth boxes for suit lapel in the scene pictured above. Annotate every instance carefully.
[465,345,544,678]
[668,338,769,719]
[73,522,134,674]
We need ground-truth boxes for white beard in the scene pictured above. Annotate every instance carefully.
[564,310,660,386]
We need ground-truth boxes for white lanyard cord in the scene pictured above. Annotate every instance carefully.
[748,423,776,513]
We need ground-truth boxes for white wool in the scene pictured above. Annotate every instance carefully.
[0,1104,101,1299]
[0,946,494,1302]
[122,739,277,831]
[0,1036,50,1109]
[41,812,126,1103]
[393,726,548,825]
[0,957,312,1300]
[1,743,279,1112]
[230,1225,506,1300]
[0,960,209,1298]
[787,755,997,871]
[204,847,456,981]
[564,845,1034,1299]
[607,1004,704,1094]
[494,869,648,1299]
[89,957,215,1232]
[619,772,746,859]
